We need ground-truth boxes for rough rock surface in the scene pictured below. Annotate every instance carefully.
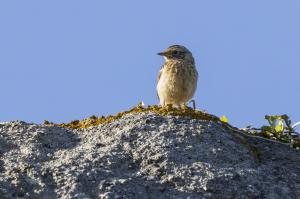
[0,112,300,199]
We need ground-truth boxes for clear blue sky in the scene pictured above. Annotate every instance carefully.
[1,1,299,127]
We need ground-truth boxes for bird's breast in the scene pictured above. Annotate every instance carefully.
[157,61,198,104]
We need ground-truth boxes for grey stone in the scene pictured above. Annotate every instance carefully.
[0,112,299,199]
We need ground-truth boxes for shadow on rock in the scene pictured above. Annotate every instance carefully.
[33,126,80,162]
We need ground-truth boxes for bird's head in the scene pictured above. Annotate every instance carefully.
[158,45,195,64]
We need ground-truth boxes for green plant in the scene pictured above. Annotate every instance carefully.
[252,115,300,149]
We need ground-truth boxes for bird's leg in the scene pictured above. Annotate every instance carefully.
[189,100,196,110]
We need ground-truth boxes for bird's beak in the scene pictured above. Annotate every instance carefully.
[157,51,168,56]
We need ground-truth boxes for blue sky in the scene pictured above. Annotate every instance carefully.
[0,1,299,127]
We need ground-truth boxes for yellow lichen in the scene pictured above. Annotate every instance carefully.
[44,104,300,150]
[54,104,221,129]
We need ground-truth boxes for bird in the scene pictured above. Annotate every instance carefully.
[156,45,198,109]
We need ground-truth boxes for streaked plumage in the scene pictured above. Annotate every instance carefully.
[157,45,198,107]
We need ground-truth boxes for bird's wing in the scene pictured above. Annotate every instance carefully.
[156,65,164,101]
[157,65,164,82]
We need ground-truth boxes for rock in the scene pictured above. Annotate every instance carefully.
[0,112,299,199]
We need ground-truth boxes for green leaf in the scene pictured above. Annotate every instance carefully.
[275,120,284,133]
[220,116,229,123]
[265,115,276,127]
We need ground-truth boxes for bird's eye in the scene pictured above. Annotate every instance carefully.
[172,50,178,56]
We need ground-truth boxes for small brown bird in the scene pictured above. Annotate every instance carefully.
[157,45,198,108]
